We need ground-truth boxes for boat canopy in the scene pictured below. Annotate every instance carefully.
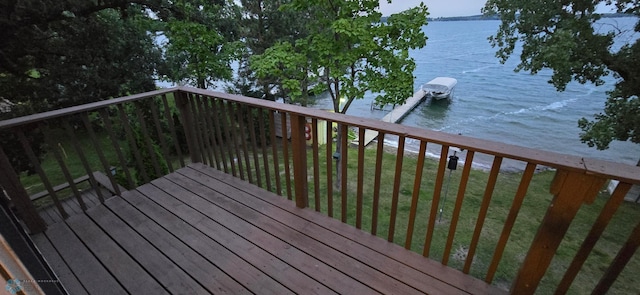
[422,77,457,94]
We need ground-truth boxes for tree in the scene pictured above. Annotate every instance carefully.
[283,0,429,115]
[0,1,166,175]
[234,0,310,100]
[250,41,317,106]
[483,0,640,161]
[257,0,429,186]
[159,0,242,89]
[0,1,171,109]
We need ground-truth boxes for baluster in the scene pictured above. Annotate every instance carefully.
[269,111,282,196]
[161,94,185,168]
[211,98,232,175]
[80,112,121,196]
[405,141,427,249]
[371,132,385,235]
[326,119,334,217]
[236,104,253,184]
[463,156,502,271]
[62,121,106,203]
[355,127,365,229]
[149,98,174,172]
[98,108,135,188]
[116,104,149,183]
[555,182,632,294]
[290,113,308,208]
[340,124,348,223]
[176,91,201,164]
[258,109,271,191]
[281,113,292,199]
[442,150,475,265]
[42,125,85,211]
[423,145,451,257]
[312,118,321,212]
[246,106,262,187]
[388,135,406,242]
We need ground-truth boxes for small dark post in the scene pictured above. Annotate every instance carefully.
[0,146,46,233]
[290,113,308,208]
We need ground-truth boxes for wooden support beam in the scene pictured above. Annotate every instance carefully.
[511,169,606,294]
[290,114,308,208]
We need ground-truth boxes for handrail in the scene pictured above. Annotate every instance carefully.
[0,87,179,129]
[180,87,640,184]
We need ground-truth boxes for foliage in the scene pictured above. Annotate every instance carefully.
[0,1,172,174]
[159,0,242,89]
[483,0,640,151]
[1,4,163,110]
[250,41,316,105]
[234,0,310,100]
[275,0,429,114]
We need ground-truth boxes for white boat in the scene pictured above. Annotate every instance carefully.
[422,77,457,100]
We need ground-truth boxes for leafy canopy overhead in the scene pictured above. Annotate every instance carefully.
[483,0,640,150]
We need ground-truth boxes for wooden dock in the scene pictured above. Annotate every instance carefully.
[359,89,426,146]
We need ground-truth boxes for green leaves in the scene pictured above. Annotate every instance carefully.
[485,0,640,149]
[160,1,242,89]
[268,0,428,113]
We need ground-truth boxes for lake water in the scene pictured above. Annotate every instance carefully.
[311,18,640,169]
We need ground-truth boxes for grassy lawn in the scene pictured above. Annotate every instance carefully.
[17,127,640,294]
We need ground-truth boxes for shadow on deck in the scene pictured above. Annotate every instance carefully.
[31,163,504,294]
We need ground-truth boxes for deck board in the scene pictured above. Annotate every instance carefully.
[189,162,503,294]
[103,196,249,294]
[31,164,506,295]
[85,204,209,294]
[42,220,127,294]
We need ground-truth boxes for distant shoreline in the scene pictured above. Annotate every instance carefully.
[425,13,637,22]
[381,13,636,23]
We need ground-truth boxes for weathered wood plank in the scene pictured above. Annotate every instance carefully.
[32,164,504,295]
[64,213,168,294]
[143,178,342,295]
[30,234,88,295]
[103,196,250,294]
[120,189,295,295]
[188,163,505,295]
[85,204,209,294]
[174,166,434,295]
[44,220,126,294]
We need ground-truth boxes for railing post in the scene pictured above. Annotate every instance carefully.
[511,169,606,294]
[0,146,46,233]
[176,91,202,164]
[290,113,308,208]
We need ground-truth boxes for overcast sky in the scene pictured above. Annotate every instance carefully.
[378,0,486,17]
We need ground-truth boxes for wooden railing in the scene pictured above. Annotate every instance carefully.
[1,86,639,294]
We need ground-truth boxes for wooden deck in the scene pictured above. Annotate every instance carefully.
[30,163,505,294]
